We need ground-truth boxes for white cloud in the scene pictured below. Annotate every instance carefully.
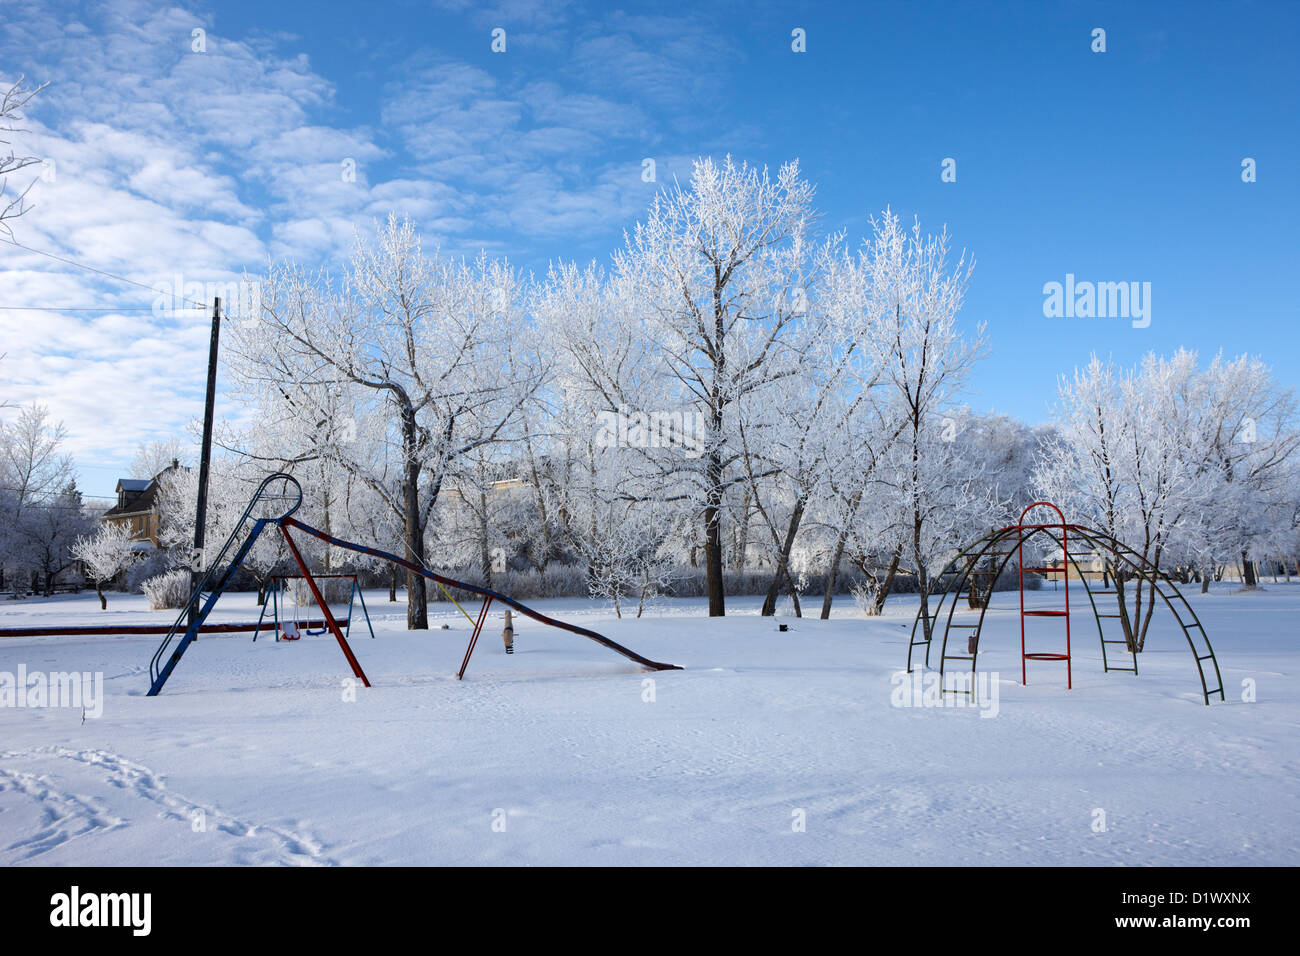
[0,0,749,493]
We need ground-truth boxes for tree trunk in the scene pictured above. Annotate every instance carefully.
[784,564,802,617]
[761,498,806,616]
[478,488,492,590]
[401,404,428,629]
[1136,568,1159,651]
[820,482,866,619]
[869,545,903,616]
[96,582,107,610]
[733,487,750,571]
[389,565,398,602]
[522,419,554,571]
[321,481,333,573]
[820,533,848,620]
[703,449,725,617]
[1241,550,1258,587]
[1114,564,1138,653]
[705,280,727,618]
[912,515,932,641]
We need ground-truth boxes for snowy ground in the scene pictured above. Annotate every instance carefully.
[0,581,1296,866]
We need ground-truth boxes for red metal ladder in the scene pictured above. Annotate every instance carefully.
[1017,502,1072,689]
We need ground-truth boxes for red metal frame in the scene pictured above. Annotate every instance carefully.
[1017,501,1071,689]
[457,596,494,680]
[0,620,344,638]
[278,515,680,678]
[279,524,370,688]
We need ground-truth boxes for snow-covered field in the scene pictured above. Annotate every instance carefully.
[0,583,1296,866]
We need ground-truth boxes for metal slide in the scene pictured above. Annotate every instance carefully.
[146,474,679,695]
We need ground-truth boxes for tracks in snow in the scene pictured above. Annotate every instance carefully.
[0,763,125,858]
[0,747,335,865]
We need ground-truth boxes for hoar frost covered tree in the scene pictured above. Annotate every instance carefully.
[613,157,821,616]
[0,75,45,236]
[72,521,138,609]
[227,215,542,628]
[1036,349,1298,650]
[838,211,985,628]
[0,404,86,594]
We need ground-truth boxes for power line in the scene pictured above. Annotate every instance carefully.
[0,503,112,513]
[0,305,201,312]
[0,236,211,310]
[0,484,119,500]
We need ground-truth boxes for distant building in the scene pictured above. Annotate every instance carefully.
[100,460,185,552]
[440,476,526,504]
[1040,548,1105,581]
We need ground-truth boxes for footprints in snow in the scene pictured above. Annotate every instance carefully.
[0,747,334,865]
[0,764,126,858]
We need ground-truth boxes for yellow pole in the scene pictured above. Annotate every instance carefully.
[435,579,478,628]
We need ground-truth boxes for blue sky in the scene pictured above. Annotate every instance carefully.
[1,0,1297,500]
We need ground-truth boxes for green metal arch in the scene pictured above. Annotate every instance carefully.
[933,525,1133,691]
[907,523,1224,705]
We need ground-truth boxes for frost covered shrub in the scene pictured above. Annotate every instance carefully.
[126,551,174,593]
[850,580,877,616]
[417,562,941,603]
[430,564,590,602]
[142,570,193,610]
[505,565,590,600]
[666,569,774,598]
[888,573,921,594]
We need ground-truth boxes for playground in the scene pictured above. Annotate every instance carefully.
[0,573,1297,866]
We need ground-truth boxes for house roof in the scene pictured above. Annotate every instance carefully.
[102,481,163,518]
[103,464,183,519]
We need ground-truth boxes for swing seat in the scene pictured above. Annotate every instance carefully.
[281,623,301,642]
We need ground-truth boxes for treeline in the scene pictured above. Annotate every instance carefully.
[4,158,1297,630]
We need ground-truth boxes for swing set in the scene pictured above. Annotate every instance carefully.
[253,574,376,643]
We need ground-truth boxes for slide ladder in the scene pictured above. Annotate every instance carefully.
[146,475,302,696]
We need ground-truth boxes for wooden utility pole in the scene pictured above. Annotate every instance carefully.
[188,297,221,634]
